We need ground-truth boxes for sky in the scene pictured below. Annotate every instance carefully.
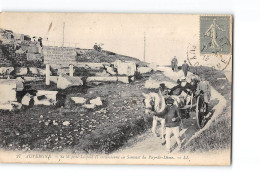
[0,13,230,68]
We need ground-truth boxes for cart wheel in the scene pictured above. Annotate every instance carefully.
[196,96,207,129]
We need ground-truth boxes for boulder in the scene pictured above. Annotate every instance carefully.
[23,77,44,83]
[71,97,86,104]
[112,60,121,68]
[26,53,42,61]
[114,60,136,76]
[75,62,109,68]
[118,77,129,84]
[90,97,102,106]
[37,90,57,101]
[85,63,104,70]
[57,74,83,89]
[105,66,117,75]
[82,104,96,109]
[53,120,58,126]
[0,102,22,111]
[57,68,70,75]
[34,90,58,106]
[15,67,28,76]
[50,76,59,83]
[137,67,152,74]
[21,93,33,106]
[130,76,135,82]
[15,48,25,54]
[86,76,118,82]
[38,68,46,76]
[95,70,110,77]
[34,96,53,106]
[63,121,70,126]
[0,67,14,75]
[0,103,13,111]
[29,67,39,75]
[0,79,17,104]
[148,63,158,71]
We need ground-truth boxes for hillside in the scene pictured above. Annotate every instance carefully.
[76,49,147,66]
[182,66,232,152]
[113,66,231,155]
[0,28,147,70]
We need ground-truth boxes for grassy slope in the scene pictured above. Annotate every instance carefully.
[76,49,147,66]
[182,66,232,153]
[0,74,154,153]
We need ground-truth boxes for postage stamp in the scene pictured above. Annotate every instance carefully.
[200,16,231,54]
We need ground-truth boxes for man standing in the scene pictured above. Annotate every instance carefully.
[195,75,211,114]
[158,98,182,153]
[182,60,190,77]
[171,56,178,72]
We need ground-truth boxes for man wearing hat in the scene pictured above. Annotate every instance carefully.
[195,75,211,114]
[156,97,182,153]
[169,77,192,106]
[182,60,190,77]
[171,56,178,72]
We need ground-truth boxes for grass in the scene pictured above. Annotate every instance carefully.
[182,105,231,152]
[78,116,152,154]
[0,77,152,153]
[76,49,147,66]
[182,66,232,153]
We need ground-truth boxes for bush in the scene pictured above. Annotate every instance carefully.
[80,117,152,154]
[134,71,143,80]
[182,66,231,152]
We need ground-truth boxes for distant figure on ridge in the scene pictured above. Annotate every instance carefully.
[182,60,190,77]
[171,56,178,72]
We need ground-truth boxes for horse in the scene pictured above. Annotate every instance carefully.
[142,92,166,143]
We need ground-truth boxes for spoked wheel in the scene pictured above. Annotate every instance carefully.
[196,95,207,129]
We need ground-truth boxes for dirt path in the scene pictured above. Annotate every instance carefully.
[114,68,226,155]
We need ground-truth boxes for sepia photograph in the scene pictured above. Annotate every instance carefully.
[0,13,232,165]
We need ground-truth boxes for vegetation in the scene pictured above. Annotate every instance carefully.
[182,66,231,152]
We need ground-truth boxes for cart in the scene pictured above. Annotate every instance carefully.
[178,91,208,129]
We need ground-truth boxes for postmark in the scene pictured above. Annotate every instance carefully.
[200,16,231,54]
[187,43,232,71]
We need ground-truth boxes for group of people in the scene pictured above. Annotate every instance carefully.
[171,56,190,77]
[149,74,211,153]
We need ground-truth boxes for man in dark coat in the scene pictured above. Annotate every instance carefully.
[155,98,181,152]
[182,60,190,77]
[169,78,192,96]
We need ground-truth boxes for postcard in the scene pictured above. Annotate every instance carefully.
[0,13,232,165]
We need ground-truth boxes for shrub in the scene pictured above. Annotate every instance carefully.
[80,117,152,154]
[134,71,143,80]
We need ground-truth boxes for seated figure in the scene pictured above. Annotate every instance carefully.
[169,77,197,107]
